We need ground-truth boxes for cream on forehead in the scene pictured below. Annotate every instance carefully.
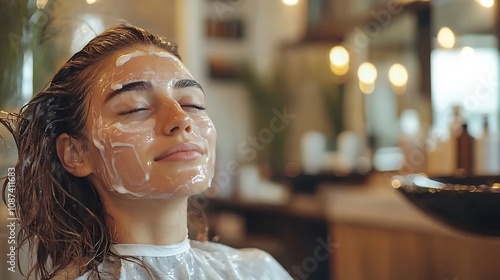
[115,50,182,67]
[116,50,145,67]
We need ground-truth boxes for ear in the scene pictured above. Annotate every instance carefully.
[56,133,93,177]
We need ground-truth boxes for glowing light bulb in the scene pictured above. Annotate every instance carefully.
[86,0,97,4]
[437,27,455,49]
[358,62,377,84]
[329,46,349,76]
[388,63,408,88]
[329,46,349,66]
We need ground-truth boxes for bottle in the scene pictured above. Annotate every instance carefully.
[449,106,473,176]
[455,122,474,176]
[474,116,500,175]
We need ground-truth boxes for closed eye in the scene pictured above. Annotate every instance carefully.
[119,108,149,115]
[182,104,206,110]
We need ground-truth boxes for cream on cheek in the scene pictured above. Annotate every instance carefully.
[94,114,216,199]
[196,115,217,184]
[92,116,156,198]
[90,80,157,197]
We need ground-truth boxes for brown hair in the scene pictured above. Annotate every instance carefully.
[1,24,182,280]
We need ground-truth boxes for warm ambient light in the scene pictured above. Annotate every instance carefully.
[329,46,349,66]
[86,0,97,4]
[477,0,494,8]
[358,62,377,84]
[329,46,349,76]
[437,27,455,49]
[282,0,299,6]
[358,62,377,94]
[388,63,408,88]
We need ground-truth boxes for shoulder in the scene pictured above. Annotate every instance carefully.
[190,240,273,263]
[190,240,292,280]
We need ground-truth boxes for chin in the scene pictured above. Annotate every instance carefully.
[111,182,210,200]
[141,174,212,198]
[104,167,215,199]
[171,180,211,198]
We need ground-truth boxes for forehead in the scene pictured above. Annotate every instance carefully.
[89,47,191,95]
[86,46,195,109]
[108,47,192,83]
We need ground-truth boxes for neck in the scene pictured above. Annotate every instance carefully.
[102,195,188,245]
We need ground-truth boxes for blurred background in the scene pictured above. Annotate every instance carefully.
[1,0,500,279]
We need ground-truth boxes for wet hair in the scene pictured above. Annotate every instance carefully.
[1,24,183,279]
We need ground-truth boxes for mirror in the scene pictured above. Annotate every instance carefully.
[330,0,499,174]
[431,0,499,137]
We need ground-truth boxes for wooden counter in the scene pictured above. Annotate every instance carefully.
[318,174,500,280]
[204,173,500,280]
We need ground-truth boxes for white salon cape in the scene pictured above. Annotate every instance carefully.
[74,237,292,280]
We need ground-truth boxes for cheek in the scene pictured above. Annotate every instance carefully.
[91,118,156,189]
[95,118,156,148]
[196,116,217,180]
[195,115,217,151]
[111,118,156,138]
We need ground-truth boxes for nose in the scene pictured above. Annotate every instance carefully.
[160,101,193,136]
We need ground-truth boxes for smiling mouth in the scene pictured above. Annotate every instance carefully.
[154,143,203,162]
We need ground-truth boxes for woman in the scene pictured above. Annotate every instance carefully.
[1,24,291,280]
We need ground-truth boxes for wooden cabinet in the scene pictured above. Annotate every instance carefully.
[332,222,500,280]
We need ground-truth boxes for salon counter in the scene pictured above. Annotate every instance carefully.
[318,176,458,236]
[205,172,500,280]
[317,173,500,280]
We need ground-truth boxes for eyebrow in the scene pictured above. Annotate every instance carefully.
[104,79,204,103]
[105,81,153,103]
[174,79,204,93]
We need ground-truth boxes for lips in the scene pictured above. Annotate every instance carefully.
[154,143,203,162]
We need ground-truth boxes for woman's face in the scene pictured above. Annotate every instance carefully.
[84,45,216,199]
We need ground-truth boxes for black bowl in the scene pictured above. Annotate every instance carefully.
[393,174,500,237]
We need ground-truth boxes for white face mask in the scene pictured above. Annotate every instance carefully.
[86,47,216,199]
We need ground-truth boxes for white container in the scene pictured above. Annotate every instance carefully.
[474,118,500,175]
[300,131,326,174]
